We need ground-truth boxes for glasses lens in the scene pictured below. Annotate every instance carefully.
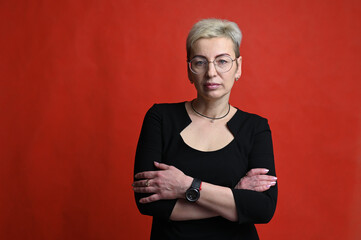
[189,56,234,74]
[190,57,207,74]
[214,56,233,73]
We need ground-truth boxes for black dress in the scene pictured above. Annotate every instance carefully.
[134,102,277,240]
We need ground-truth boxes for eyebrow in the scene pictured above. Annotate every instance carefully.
[191,53,232,59]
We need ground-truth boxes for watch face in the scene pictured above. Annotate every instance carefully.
[186,189,199,202]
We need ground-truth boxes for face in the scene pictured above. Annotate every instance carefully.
[188,37,242,101]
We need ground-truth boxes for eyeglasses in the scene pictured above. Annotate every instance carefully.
[188,55,236,74]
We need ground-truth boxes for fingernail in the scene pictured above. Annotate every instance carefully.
[264,169,269,173]
[271,182,276,185]
[272,177,277,180]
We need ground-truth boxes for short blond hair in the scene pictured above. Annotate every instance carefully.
[186,18,242,60]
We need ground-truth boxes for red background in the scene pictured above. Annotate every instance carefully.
[1,0,360,239]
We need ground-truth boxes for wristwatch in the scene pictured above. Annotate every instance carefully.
[185,178,202,202]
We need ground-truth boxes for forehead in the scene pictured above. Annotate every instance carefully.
[191,37,235,58]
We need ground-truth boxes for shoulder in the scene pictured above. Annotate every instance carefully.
[239,109,269,125]
[141,102,190,138]
[145,102,186,117]
[144,102,190,127]
[149,102,185,112]
[229,108,271,135]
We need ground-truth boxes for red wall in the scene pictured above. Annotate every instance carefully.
[1,1,360,239]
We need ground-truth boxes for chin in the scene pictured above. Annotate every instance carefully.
[202,92,229,100]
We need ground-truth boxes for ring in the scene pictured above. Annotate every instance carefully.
[145,179,150,187]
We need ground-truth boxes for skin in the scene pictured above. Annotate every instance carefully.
[132,37,277,222]
[188,37,241,103]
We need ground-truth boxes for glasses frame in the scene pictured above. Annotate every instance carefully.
[187,55,237,75]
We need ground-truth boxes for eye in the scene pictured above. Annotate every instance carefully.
[216,57,231,66]
[195,61,206,66]
[192,58,207,67]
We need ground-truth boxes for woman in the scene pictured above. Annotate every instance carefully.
[132,19,277,239]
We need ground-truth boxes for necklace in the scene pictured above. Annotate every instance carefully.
[191,100,230,123]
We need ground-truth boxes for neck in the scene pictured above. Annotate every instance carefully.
[192,96,230,118]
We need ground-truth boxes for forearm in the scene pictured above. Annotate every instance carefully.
[196,182,238,222]
[170,199,218,221]
[134,161,238,222]
[170,181,237,222]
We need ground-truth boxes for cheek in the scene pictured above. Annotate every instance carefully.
[226,79,235,89]
[222,72,236,83]
[187,66,201,82]
[190,73,204,83]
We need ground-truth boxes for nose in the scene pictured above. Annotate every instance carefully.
[206,61,217,78]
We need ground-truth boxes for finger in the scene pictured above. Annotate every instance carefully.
[139,194,161,204]
[246,168,269,176]
[234,183,241,189]
[154,161,170,170]
[134,171,157,179]
[257,181,277,191]
[251,175,277,181]
[253,180,277,187]
[132,186,157,193]
[132,179,151,187]
[254,185,271,192]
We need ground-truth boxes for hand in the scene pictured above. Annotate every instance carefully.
[235,168,277,192]
[132,161,193,204]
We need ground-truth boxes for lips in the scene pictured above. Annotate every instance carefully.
[204,83,221,90]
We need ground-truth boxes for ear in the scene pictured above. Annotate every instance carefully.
[235,56,242,79]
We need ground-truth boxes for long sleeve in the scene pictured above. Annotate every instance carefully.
[232,117,278,224]
[133,104,177,219]
[133,104,277,238]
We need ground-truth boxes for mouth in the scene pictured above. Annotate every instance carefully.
[204,83,221,90]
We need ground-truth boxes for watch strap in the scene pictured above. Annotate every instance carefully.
[190,178,202,190]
